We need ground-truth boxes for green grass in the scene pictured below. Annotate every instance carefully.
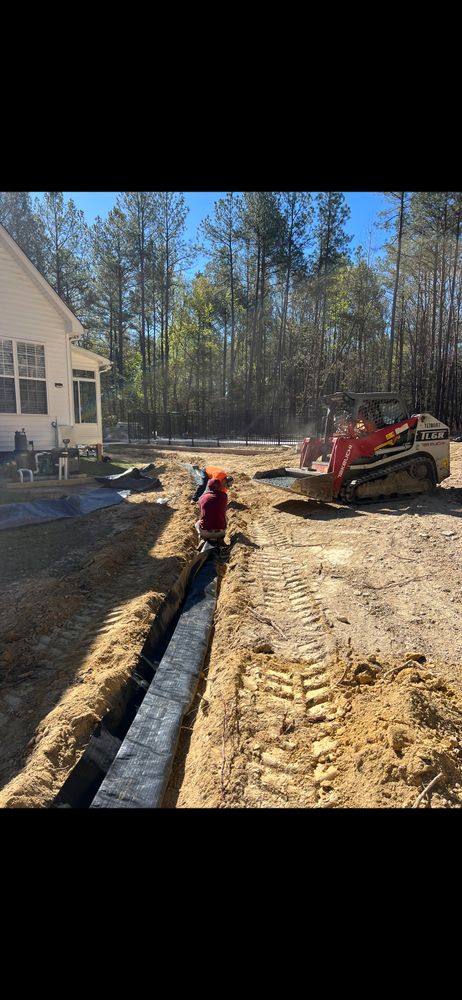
[78,457,134,477]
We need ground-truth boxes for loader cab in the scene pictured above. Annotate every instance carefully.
[322,392,409,433]
[301,392,412,472]
[353,394,409,429]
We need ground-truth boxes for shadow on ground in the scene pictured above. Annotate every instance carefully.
[274,499,364,520]
[274,487,462,521]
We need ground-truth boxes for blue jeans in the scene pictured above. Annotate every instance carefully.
[191,469,208,502]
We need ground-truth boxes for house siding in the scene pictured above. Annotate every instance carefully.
[0,238,73,451]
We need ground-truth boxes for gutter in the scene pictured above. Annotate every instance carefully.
[64,329,75,428]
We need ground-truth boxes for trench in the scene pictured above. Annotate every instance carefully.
[52,551,219,809]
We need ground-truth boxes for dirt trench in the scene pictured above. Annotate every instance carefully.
[1,444,462,808]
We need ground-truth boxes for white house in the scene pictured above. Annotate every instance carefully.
[0,222,111,454]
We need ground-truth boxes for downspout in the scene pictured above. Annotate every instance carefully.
[65,324,79,442]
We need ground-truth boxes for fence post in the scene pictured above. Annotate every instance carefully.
[168,413,172,446]
[147,411,151,444]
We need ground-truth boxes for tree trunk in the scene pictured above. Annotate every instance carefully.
[387,192,405,390]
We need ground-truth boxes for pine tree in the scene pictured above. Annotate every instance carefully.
[152,192,190,415]
[200,193,242,399]
[34,192,90,312]
[0,191,47,272]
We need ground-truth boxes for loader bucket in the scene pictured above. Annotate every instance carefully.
[253,467,334,502]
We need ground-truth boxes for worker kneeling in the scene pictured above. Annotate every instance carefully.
[195,477,228,548]
[191,465,233,502]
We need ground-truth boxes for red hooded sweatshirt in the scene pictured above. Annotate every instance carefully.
[199,477,228,531]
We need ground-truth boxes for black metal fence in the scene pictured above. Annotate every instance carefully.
[127,409,311,446]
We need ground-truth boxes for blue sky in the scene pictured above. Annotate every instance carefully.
[31,191,391,260]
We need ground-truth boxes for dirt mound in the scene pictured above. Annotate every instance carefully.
[325,657,462,808]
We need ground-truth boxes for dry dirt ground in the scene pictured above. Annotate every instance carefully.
[2,443,462,809]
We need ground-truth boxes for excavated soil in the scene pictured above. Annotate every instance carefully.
[2,443,462,808]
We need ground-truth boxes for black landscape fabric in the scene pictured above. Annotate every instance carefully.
[0,488,128,531]
[95,464,161,492]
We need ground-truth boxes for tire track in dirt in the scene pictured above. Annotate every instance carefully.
[168,502,350,808]
[231,514,346,806]
[35,544,170,665]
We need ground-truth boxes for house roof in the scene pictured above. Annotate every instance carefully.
[0,221,85,336]
[72,345,112,370]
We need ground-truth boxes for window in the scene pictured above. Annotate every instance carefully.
[73,369,97,424]
[17,342,47,413]
[0,339,16,412]
[380,399,408,426]
[0,338,47,414]
[19,379,48,413]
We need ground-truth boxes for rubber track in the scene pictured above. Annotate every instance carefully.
[340,453,435,504]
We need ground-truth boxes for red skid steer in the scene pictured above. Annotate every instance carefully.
[254,392,450,504]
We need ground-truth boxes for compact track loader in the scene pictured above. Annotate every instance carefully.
[254,392,450,504]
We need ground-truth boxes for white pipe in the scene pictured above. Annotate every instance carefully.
[18,468,34,483]
[58,456,69,480]
[34,452,47,473]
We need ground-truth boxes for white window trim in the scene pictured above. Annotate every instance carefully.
[72,368,97,380]
[0,337,48,415]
